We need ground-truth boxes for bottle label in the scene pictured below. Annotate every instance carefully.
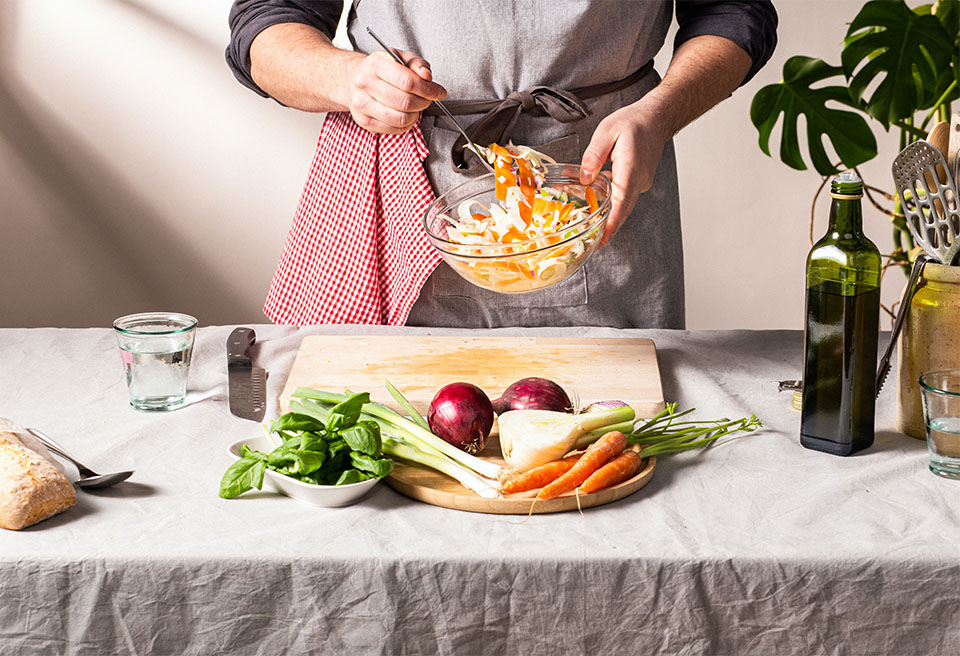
[808,264,880,295]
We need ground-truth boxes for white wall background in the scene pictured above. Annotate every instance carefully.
[0,0,907,329]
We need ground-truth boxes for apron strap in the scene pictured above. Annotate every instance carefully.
[423,60,655,168]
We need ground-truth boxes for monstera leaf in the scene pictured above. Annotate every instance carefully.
[933,0,960,104]
[934,0,960,38]
[842,0,954,126]
[750,56,877,175]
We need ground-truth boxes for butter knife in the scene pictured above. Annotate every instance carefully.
[227,327,267,422]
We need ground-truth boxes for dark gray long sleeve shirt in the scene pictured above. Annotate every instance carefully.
[225,0,777,99]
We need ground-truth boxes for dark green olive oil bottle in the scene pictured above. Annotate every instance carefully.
[800,171,881,456]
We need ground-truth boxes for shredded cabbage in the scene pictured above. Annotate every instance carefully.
[441,143,602,293]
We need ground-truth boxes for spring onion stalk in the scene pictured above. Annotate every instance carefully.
[574,402,762,456]
[290,398,499,497]
[381,437,499,498]
[292,388,504,481]
[580,420,637,442]
[385,379,431,432]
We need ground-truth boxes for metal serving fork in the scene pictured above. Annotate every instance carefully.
[365,27,495,174]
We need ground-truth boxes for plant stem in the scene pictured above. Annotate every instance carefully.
[921,81,957,128]
[893,120,926,140]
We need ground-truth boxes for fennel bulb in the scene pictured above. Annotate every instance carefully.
[498,405,635,471]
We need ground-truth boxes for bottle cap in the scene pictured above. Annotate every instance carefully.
[830,170,863,199]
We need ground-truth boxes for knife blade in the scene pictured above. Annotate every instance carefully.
[227,327,267,422]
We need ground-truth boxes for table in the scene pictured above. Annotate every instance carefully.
[1,325,957,655]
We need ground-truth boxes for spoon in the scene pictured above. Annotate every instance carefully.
[927,121,950,184]
[26,428,134,489]
[365,27,495,174]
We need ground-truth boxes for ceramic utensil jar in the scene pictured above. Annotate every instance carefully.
[897,262,960,437]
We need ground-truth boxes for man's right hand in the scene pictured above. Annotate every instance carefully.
[249,23,445,132]
[345,50,447,134]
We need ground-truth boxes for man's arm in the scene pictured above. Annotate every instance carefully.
[226,1,446,134]
[581,0,778,244]
[580,35,753,244]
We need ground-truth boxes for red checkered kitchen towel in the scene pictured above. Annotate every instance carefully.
[263,111,440,325]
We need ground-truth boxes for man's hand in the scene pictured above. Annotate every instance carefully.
[579,35,753,246]
[344,50,447,134]
[579,104,670,246]
[250,23,445,133]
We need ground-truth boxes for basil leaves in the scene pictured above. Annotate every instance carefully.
[219,392,394,499]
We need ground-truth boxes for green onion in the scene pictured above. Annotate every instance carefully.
[292,387,504,481]
[385,379,431,432]
[574,402,762,456]
[291,397,499,497]
[381,437,498,498]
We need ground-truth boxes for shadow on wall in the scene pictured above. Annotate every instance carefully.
[0,1,249,328]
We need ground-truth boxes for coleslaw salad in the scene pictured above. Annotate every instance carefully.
[426,143,608,293]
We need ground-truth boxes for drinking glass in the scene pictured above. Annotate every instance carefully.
[113,312,197,411]
[918,369,960,480]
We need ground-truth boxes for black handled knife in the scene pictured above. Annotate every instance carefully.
[227,327,267,422]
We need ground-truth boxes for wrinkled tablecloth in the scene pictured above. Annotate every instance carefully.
[1,325,957,655]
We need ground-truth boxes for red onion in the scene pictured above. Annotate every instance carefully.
[427,383,494,455]
[583,400,629,413]
[491,377,572,415]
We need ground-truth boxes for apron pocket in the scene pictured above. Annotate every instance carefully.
[423,126,588,310]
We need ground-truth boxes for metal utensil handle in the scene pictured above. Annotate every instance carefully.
[364,27,493,173]
[227,327,255,367]
[26,428,98,477]
[875,254,931,397]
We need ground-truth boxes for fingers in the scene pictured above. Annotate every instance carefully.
[600,162,643,247]
[375,50,446,101]
[580,121,616,186]
[581,109,663,247]
[349,50,447,134]
[396,51,434,82]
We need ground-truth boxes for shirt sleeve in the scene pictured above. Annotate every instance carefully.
[674,0,779,85]
[225,0,344,98]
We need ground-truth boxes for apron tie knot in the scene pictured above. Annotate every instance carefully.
[450,86,591,169]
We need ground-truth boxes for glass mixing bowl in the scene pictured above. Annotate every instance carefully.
[422,164,611,294]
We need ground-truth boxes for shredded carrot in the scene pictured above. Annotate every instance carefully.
[585,186,599,213]
[578,450,642,494]
[494,159,517,202]
[490,143,516,160]
[500,454,582,494]
[536,431,627,500]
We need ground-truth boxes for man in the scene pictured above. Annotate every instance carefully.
[227,1,777,328]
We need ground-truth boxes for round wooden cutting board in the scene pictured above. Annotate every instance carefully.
[385,436,656,515]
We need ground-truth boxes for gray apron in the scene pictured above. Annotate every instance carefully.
[347,0,684,329]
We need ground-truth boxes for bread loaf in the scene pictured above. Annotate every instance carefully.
[0,430,76,530]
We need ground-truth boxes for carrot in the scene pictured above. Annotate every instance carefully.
[536,431,627,500]
[500,454,582,494]
[585,186,599,213]
[578,450,642,494]
[494,159,517,202]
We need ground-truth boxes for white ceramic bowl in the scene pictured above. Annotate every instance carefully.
[226,435,380,508]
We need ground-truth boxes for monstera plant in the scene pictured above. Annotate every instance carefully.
[751,0,959,296]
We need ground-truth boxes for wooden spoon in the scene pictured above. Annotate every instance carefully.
[949,113,960,182]
[927,121,949,184]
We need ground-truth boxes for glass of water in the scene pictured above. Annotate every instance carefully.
[919,369,960,480]
[113,312,198,411]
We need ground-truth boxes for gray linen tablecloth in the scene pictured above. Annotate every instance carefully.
[1,325,957,655]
